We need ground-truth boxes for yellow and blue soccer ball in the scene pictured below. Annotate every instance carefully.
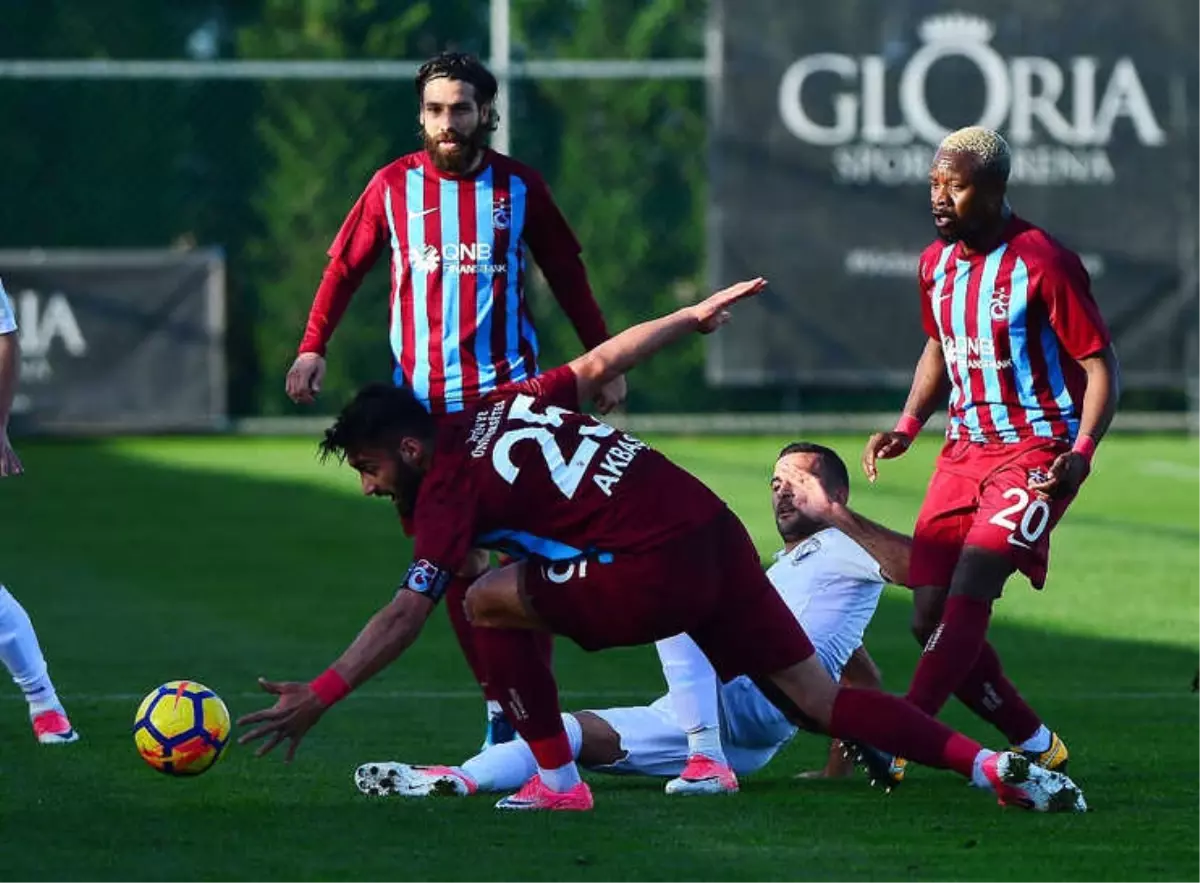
[133,680,231,776]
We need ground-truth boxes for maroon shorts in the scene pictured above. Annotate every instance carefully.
[521,508,814,682]
[910,437,1077,591]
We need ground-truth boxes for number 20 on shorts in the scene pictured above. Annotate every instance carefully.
[988,488,1052,549]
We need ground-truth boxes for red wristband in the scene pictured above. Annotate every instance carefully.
[893,414,924,441]
[1071,434,1097,464]
[309,668,351,707]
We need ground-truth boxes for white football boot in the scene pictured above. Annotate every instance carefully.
[354,762,476,798]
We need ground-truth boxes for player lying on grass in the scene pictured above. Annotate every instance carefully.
[237,277,1087,813]
[352,442,899,798]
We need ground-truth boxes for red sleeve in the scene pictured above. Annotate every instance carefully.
[520,172,611,350]
[501,364,582,412]
[918,250,939,339]
[298,175,388,355]
[1040,252,1112,361]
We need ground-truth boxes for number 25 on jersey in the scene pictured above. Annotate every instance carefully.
[491,396,616,499]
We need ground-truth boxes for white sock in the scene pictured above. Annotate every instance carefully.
[538,714,585,792]
[485,699,504,720]
[539,760,582,792]
[686,726,726,764]
[0,588,62,716]
[971,749,997,789]
[1018,724,1052,754]
[656,633,727,764]
[461,713,583,792]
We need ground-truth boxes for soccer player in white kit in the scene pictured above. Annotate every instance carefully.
[354,443,908,797]
[0,279,78,744]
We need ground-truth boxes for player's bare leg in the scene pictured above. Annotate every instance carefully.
[795,646,882,781]
[464,565,593,811]
[756,654,1085,811]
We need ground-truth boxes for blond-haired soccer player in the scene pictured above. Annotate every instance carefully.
[861,126,1120,775]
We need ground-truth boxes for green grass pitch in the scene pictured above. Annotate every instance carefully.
[0,433,1195,880]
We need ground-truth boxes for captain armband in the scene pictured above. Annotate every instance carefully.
[401,559,452,604]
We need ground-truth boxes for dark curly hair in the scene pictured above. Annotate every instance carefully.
[415,52,500,132]
[318,383,436,464]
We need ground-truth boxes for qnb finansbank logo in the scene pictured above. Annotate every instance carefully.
[408,242,509,276]
[777,13,1165,186]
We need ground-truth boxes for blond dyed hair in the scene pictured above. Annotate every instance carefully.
[936,126,1011,182]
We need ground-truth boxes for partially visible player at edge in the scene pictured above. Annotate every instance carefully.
[861,126,1120,778]
[0,279,79,744]
[237,276,1086,815]
[285,52,625,747]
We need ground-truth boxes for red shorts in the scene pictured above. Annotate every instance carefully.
[910,437,1076,591]
[521,508,815,682]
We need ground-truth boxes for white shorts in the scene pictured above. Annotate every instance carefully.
[584,676,796,778]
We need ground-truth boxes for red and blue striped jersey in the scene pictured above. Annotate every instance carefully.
[299,149,609,414]
[919,216,1111,444]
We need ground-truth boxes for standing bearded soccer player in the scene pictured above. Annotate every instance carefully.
[861,126,1120,776]
[284,52,625,747]
[238,277,1087,815]
[0,279,79,745]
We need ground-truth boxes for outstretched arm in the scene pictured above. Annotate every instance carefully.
[567,278,767,405]
[237,574,444,762]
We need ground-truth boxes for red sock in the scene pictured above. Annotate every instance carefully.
[829,687,981,778]
[906,594,992,717]
[444,575,492,699]
[953,641,1043,745]
[445,574,555,704]
[473,626,570,767]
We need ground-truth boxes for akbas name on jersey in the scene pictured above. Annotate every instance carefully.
[475,393,648,500]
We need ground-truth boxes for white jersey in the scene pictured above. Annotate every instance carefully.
[588,528,886,778]
[0,279,15,335]
[765,527,885,680]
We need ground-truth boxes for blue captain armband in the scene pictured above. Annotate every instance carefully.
[401,559,452,604]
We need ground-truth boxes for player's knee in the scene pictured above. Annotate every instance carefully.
[949,546,1013,601]
[462,581,500,626]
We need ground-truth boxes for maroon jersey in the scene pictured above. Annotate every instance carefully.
[406,365,728,582]
[919,215,1111,444]
[297,149,610,415]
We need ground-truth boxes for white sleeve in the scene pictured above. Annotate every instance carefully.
[0,280,15,335]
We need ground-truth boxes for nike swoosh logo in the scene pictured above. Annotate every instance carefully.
[407,207,438,220]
